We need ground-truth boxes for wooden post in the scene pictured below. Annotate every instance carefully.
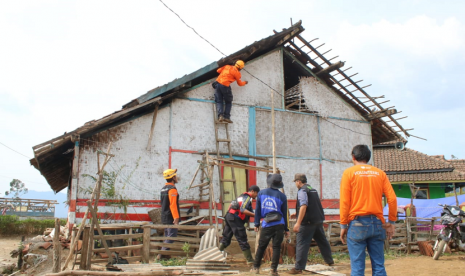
[128,228,133,257]
[453,183,459,206]
[271,90,277,173]
[70,228,78,270]
[146,103,159,151]
[142,226,151,263]
[53,218,61,273]
[18,236,25,270]
[79,227,90,270]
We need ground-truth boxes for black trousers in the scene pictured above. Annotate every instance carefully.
[214,83,233,119]
[254,224,285,270]
[295,223,334,270]
[220,213,250,251]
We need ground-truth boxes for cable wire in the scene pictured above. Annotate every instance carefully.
[0,142,31,159]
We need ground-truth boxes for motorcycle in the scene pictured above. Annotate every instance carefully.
[432,203,465,260]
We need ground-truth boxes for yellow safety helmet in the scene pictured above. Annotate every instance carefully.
[163,168,177,179]
[235,60,245,69]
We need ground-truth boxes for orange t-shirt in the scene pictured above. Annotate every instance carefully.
[339,164,397,226]
[216,65,247,87]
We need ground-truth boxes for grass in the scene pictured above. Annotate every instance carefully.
[155,257,187,266]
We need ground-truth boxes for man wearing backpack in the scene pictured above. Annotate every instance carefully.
[251,174,289,276]
[288,174,334,274]
[219,185,260,264]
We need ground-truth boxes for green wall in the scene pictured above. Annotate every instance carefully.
[392,183,446,199]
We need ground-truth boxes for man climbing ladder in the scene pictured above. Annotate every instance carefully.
[214,60,248,123]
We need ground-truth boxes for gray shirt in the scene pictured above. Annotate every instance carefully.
[297,188,308,206]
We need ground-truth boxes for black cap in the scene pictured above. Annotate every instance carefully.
[267,174,284,189]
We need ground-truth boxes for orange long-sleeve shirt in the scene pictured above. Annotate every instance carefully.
[216,65,247,87]
[167,185,180,219]
[339,164,397,227]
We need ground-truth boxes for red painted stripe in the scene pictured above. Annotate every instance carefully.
[69,200,76,212]
[75,212,224,224]
[319,163,323,199]
[248,161,257,186]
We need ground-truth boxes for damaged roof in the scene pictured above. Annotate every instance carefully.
[31,21,412,192]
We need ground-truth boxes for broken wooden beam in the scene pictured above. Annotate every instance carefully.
[315,61,345,76]
[363,109,398,120]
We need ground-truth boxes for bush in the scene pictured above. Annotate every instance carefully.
[0,215,66,235]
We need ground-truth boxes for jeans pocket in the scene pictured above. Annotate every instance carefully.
[348,221,368,242]
[375,224,386,241]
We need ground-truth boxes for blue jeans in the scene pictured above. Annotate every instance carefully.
[347,215,386,276]
[214,83,233,119]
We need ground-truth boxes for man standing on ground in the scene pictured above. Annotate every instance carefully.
[251,174,289,276]
[159,168,181,259]
[288,174,334,274]
[214,60,248,124]
[219,185,260,264]
[339,145,397,276]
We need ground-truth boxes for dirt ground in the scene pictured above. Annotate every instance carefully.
[1,236,464,276]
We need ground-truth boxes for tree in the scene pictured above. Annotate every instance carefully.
[5,179,28,198]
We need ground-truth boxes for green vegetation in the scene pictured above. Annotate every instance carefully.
[156,257,187,266]
[0,215,66,235]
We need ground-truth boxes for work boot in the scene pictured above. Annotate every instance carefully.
[250,267,259,274]
[269,269,279,276]
[218,115,225,122]
[219,243,226,251]
[223,118,233,124]
[242,248,254,265]
[288,268,302,274]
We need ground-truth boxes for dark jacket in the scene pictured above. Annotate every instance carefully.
[296,184,325,225]
[160,184,180,224]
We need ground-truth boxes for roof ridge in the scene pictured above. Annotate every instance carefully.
[404,147,454,168]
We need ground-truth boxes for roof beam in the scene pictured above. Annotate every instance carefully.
[364,109,398,121]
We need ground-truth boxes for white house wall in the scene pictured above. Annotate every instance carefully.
[183,49,283,108]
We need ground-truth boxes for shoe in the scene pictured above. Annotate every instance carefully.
[218,116,225,122]
[223,118,233,123]
[269,269,279,276]
[219,243,226,251]
[242,248,254,264]
[288,268,302,274]
[250,267,260,274]
[326,262,335,266]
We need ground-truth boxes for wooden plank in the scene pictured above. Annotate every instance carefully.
[149,249,195,256]
[150,242,199,250]
[75,256,142,265]
[45,267,180,276]
[92,244,143,253]
[150,236,201,243]
[180,216,206,225]
[143,225,212,231]
[93,233,143,240]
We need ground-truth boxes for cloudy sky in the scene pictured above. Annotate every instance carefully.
[1,0,464,194]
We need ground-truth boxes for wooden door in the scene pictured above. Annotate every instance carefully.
[222,167,247,215]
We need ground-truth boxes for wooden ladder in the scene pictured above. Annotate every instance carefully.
[212,104,238,206]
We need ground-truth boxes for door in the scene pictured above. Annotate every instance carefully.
[222,166,247,215]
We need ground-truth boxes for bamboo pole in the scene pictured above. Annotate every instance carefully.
[271,90,277,173]
[53,218,61,273]
[453,183,459,206]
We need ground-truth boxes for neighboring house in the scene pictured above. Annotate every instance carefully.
[374,145,465,199]
[30,22,410,225]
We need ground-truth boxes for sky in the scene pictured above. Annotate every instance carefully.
[1,0,464,194]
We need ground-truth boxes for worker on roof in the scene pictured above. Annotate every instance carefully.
[158,168,181,260]
[219,185,260,265]
[213,60,248,124]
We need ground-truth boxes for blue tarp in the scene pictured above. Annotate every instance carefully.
[383,194,465,219]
